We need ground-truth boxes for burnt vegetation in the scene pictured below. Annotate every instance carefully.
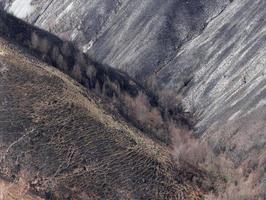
[0,10,264,200]
[0,36,211,199]
[0,11,192,145]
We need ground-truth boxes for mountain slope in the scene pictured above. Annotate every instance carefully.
[10,0,264,181]
[1,0,230,79]
[0,10,194,145]
[157,0,266,167]
[0,36,211,199]
[0,0,265,198]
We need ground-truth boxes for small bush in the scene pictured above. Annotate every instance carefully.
[31,32,39,49]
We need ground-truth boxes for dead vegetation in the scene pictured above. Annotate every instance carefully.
[170,127,265,200]
[0,38,211,199]
[145,74,266,200]
[0,170,43,200]
[0,11,265,199]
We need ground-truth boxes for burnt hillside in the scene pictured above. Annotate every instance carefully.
[2,1,264,178]
[0,2,265,198]
[0,36,214,199]
[0,11,191,145]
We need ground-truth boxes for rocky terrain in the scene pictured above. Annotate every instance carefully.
[0,0,265,199]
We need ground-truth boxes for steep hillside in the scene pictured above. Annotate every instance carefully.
[157,0,266,167]
[4,0,263,189]
[0,36,212,199]
[1,0,230,79]
[0,0,265,198]
[0,11,195,146]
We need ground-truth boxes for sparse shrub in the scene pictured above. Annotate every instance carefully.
[61,42,71,57]
[72,65,82,82]
[123,92,163,125]
[31,32,39,49]
[168,116,266,200]
[51,46,60,63]
[56,54,67,71]
[158,89,183,111]
[39,37,51,54]
[76,52,87,67]
[204,152,265,200]
[86,65,96,80]
[145,74,157,92]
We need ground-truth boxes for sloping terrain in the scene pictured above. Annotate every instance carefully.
[0,10,192,146]
[0,37,212,199]
[0,0,265,198]
[2,0,265,160]
[1,0,230,79]
[157,0,266,167]
[4,0,264,189]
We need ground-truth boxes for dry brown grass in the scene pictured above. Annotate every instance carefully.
[0,37,211,199]
[1,12,264,198]
[0,172,42,200]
